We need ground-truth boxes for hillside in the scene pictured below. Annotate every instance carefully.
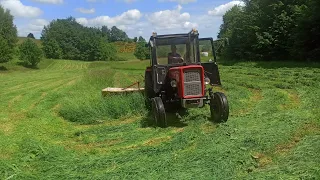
[0,59,319,179]
[17,37,42,46]
[16,37,138,60]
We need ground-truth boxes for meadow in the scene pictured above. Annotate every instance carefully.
[0,58,319,179]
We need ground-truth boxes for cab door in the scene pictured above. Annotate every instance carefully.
[199,38,221,86]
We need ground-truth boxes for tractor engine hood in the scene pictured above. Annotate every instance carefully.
[168,65,205,99]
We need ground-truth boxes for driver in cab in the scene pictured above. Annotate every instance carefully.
[168,45,184,64]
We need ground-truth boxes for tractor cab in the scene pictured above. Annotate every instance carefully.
[145,29,229,127]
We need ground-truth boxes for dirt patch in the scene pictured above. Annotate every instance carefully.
[275,122,320,155]
[143,136,172,146]
[0,123,15,135]
[201,123,216,134]
[29,92,48,109]
[235,88,263,116]
[251,122,319,170]
[0,152,12,160]
[8,112,26,121]
[280,90,300,110]
[173,128,185,133]
[8,94,23,109]
[251,153,273,168]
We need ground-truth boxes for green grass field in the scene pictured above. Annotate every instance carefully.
[0,58,319,179]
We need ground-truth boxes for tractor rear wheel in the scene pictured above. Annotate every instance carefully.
[210,92,229,123]
[151,97,167,128]
[145,71,154,110]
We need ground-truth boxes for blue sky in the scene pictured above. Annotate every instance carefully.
[0,0,244,39]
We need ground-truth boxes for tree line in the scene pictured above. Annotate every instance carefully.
[218,0,320,61]
[0,5,149,67]
[41,17,145,61]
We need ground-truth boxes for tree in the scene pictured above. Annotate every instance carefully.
[109,26,129,42]
[134,37,150,60]
[42,39,62,59]
[218,0,312,61]
[0,36,12,63]
[292,0,320,61]
[27,33,35,39]
[19,39,43,67]
[138,36,145,42]
[133,37,138,42]
[101,26,110,39]
[99,41,117,61]
[0,5,17,63]
[41,17,118,61]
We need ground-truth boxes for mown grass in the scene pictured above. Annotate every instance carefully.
[0,58,319,179]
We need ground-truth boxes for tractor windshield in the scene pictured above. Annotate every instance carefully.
[155,36,198,65]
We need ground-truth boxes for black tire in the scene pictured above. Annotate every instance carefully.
[210,92,229,123]
[145,71,154,110]
[151,97,167,128]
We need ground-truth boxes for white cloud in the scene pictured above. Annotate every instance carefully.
[27,19,49,32]
[76,9,142,29]
[158,0,196,4]
[183,21,198,29]
[76,8,95,14]
[17,18,49,37]
[146,5,197,30]
[208,1,245,16]
[0,0,42,18]
[30,0,63,4]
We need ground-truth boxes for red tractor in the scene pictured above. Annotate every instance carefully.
[144,29,229,127]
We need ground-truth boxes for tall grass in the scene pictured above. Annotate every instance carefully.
[58,64,146,124]
[0,59,319,179]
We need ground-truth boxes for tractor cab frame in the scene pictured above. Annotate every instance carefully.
[145,29,229,127]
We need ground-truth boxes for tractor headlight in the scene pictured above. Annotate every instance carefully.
[205,77,210,85]
[171,80,177,87]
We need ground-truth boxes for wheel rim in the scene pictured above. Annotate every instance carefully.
[210,92,228,122]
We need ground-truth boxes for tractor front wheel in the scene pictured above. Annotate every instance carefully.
[151,97,167,128]
[210,92,229,123]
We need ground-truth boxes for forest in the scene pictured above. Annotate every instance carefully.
[218,0,320,61]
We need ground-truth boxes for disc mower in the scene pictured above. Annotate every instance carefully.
[144,29,229,127]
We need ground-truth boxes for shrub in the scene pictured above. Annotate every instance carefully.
[19,39,43,67]
[0,36,13,63]
[134,42,150,60]
[0,5,17,63]
[99,41,117,61]
[42,39,62,59]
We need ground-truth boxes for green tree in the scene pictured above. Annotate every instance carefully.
[19,39,43,67]
[101,26,110,39]
[109,26,129,42]
[138,36,145,42]
[41,17,118,61]
[27,33,35,39]
[218,0,311,61]
[99,41,117,61]
[134,36,150,60]
[292,0,320,61]
[0,5,17,63]
[133,37,138,42]
[42,39,62,59]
